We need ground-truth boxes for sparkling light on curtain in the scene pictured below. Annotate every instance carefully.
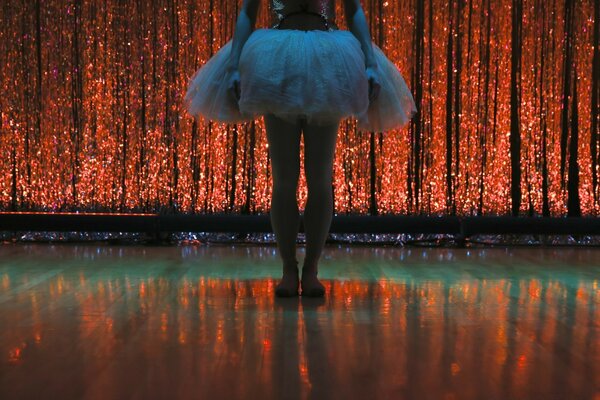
[0,0,597,216]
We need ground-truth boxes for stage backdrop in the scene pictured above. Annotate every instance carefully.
[0,0,597,216]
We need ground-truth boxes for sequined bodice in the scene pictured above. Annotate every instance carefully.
[271,0,337,30]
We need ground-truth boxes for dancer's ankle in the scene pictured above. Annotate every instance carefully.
[282,259,299,273]
[301,262,319,275]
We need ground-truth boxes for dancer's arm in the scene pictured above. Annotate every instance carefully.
[343,0,380,102]
[227,0,261,99]
[227,0,260,70]
[343,0,376,69]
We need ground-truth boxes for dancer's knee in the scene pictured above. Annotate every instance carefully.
[306,181,333,203]
[272,179,298,199]
[305,166,333,194]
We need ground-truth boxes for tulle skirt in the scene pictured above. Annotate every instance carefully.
[184,28,417,132]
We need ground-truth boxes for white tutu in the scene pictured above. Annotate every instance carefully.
[184,28,417,132]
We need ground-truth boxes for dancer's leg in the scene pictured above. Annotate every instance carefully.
[264,114,302,296]
[301,119,340,296]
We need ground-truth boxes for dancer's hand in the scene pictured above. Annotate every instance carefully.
[366,65,381,103]
[226,67,241,102]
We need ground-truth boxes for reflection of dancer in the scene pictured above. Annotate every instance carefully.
[185,0,417,297]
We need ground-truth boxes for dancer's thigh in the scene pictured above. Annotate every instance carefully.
[264,114,302,187]
[302,120,340,188]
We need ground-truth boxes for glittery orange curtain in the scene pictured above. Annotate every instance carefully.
[0,0,597,216]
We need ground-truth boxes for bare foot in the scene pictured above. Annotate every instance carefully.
[300,267,325,297]
[275,264,299,297]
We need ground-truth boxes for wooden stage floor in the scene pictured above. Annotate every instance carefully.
[0,244,598,400]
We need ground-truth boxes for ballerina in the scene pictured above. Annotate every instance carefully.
[184,0,417,297]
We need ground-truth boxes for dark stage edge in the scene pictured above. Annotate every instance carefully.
[0,213,599,246]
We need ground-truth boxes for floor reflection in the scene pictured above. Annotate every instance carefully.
[0,244,598,399]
